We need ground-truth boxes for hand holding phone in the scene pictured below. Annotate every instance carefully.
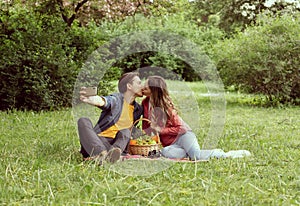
[79,86,104,107]
[85,87,97,96]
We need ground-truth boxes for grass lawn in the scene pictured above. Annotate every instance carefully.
[1,82,299,205]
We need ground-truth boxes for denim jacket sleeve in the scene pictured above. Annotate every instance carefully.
[93,93,123,134]
[133,101,143,122]
[98,95,111,110]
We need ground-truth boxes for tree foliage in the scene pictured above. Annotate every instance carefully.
[0,6,76,110]
[0,4,113,111]
[212,14,300,105]
[0,0,299,110]
[1,0,187,27]
[192,0,300,34]
[97,12,224,81]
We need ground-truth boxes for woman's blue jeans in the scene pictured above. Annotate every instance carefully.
[161,131,202,160]
[160,131,229,160]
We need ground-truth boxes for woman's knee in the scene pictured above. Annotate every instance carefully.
[161,146,187,159]
[178,132,200,150]
[161,147,171,158]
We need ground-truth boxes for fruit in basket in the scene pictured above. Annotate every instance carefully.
[129,139,137,145]
[135,135,157,145]
[149,139,157,145]
[151,135,159,143]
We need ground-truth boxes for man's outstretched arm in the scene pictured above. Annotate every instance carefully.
[79,87,106,107]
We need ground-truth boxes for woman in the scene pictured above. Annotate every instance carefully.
[141,76,251,161]
[141,76,202,160]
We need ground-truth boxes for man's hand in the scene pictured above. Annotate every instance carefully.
[80,87,105,107]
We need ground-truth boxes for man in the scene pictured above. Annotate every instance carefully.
[78,72,143,164]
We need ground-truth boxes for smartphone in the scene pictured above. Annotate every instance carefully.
[85,87,97,96]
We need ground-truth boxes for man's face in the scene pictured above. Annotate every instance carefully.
[142,80,151,97]
[129,76,143,97]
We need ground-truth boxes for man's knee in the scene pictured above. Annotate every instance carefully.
[77,117,91,127]
[118,129,131,138]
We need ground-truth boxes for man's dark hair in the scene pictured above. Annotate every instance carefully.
[118,72,139,93]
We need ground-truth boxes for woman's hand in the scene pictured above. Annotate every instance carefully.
[150,122,162,133]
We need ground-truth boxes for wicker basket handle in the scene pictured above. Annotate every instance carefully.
[133,117,151,126]
[130,118,160,144]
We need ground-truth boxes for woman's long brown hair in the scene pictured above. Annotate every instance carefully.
[147,76,176,120]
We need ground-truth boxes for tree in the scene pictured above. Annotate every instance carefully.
[192,0,300,34]
[211,14,300,105]
[0,5,79,110]
[1,0,186,27]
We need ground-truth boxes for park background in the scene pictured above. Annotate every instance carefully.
[0,0,299,205]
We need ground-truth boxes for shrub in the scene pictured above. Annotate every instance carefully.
[212,14,300,105]
[0,6,79,110]
[99,14,224,81]
[0,6,114,111]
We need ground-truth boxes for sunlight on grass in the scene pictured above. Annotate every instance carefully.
[1,82,300,205]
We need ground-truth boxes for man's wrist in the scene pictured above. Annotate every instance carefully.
[90,96,105,107]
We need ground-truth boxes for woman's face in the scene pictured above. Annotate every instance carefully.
[142,80,151,97]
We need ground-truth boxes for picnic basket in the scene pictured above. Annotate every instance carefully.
[129,118,161,156]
